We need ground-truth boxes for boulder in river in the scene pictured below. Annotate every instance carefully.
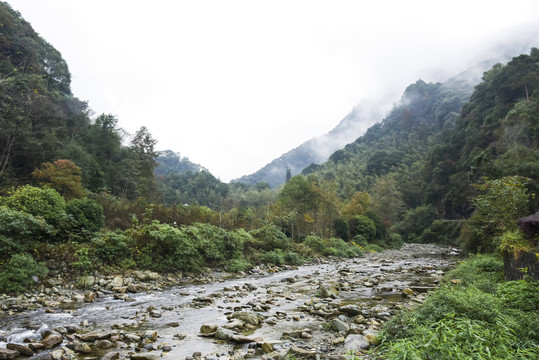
[317,284,338,298]
[344,334,370,351]
[6,343,33,356]
[0,348,20,359]
[230,311,261,325]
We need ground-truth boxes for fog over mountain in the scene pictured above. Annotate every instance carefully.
[233,47,522,188]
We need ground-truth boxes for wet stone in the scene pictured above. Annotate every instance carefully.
[6,343,33,356]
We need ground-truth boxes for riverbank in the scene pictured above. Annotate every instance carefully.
[0,244,460,360]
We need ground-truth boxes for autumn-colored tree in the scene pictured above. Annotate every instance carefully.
[32,159,85,200]
[342,191,371,220]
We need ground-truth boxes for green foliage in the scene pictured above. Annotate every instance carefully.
[460,176,532,253]
[249,224,290,251]
[378,255,539,359]
[1,185,66,227]
[380,316,538,360]
[497,279,539,312]
[66,198,105,234]
[333,217,350,241]
[283,250,303,265]
[349,215,376,241]
[499,229,535,254]
[388,233,404,249]
[225,258,251,272]
[0,254,49,293]
[0,206,52,257]
[393,205,436,243]
[446,254,503,292]
[71,246,93,275]
[419,219,464,245]
[261,249,285,265]
[92,232,131,265]
[127,221,201,272]
[304,236,363,257]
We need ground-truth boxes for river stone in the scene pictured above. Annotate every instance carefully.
[142,330,158,342]
[79,275,95,288]
[79,331,113,341]
[352,314,367,324]
[200,324,218,334]
[340,304,362,315]
[124,334,141,343]
[51,349,64,360]
[74,342,92,353]
[94,340,114,348]
[332,318,350,332]
[402,288,414,296]
[215,327,236,340]
[101,351,120,360]
[109,276,123,288]
[130,353,160,360]
[363,328,380,344]
[261,342,274,353]
[0,348,20,359]
[42,333,63,348]
[230,311,260,325]
[72,294,85,302]
[317,284,338,298]
[6,343,33,356]
[344,334,370,351]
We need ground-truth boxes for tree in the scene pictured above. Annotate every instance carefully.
[130,126,158,200]
[31,159,85,200]
[350,215,376,241]
[342,191,371,220]
[459,176,532,253]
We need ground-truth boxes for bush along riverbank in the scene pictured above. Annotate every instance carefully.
[373,254,539,359]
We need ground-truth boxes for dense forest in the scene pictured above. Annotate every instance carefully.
[0,2,538,357]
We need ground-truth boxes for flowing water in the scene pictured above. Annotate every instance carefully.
[0,244,459,359]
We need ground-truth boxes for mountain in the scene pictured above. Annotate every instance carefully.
[234,100,388,188]
[155,150,206,176]
[233,55,511,189]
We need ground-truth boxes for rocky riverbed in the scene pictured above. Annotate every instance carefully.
[0,244,460,360]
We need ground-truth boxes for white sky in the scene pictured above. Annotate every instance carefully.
[6,0,539,181]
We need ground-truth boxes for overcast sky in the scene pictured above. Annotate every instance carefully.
[7,0,539,182]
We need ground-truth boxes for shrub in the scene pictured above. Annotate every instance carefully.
[185,223,227,265]
[1,185,66,228]
[305,236,363,258]
[66,198,105,233]
[224,229,249,260]
[226,258,251,272]
[349,215,376,241]
[283,251,302,265]
[249,224,290,251]
[126,221,201,272]
[333,217,350,241]
[0,254,49,293]
[388,233,403,249]
[261,250,285,265]
[0,206,52,257]
[92,232,131,265]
